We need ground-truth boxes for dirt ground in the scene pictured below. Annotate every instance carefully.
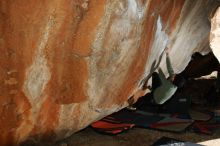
[56,126,220,146]
[53,78,220,146]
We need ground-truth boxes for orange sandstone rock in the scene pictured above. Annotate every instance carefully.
[0,0,219,145]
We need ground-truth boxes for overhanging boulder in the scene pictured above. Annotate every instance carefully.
[0,0,219,145]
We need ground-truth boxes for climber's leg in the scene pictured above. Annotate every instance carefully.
[166,52,175,81]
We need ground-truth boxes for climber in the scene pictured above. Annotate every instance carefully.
[151,50,177,105]
[130,48,178,111]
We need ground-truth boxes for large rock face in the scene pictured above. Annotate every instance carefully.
[210,7,220,61]
[0,0,219,145]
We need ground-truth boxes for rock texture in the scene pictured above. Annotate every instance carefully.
[0,0,219,145]
[210,6,220,61]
